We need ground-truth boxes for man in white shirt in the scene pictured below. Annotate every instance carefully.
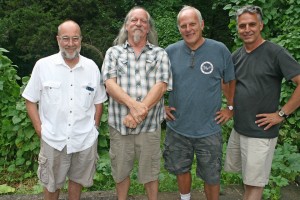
[22,20,107,200]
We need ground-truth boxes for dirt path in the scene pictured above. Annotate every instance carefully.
[0,184,299,200]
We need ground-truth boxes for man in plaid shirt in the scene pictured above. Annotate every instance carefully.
[102,6,172,200]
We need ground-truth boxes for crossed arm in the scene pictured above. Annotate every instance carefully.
[105,78,167,128]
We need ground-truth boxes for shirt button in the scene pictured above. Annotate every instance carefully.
[70,84,73,86]
[70,111,72,113]
[68,137,70,139]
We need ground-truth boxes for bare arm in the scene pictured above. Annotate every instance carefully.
[25,100,42,138]
[215,79,236,124]
[256,74,300,130]
[123,81,167,128]
[94,103,103,128]
[142,82,167,109]
[105,78,148,123]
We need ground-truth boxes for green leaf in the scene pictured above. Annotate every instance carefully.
[0,184,15,194]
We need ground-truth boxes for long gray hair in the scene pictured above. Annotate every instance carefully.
[113,6,158,46]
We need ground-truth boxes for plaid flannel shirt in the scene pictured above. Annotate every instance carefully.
[102,41,172,135]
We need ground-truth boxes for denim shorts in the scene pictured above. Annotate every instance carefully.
[163,127,223,184]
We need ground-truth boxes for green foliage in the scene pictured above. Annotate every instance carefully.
[264,143,300,199]
[0,184,15,194]
[0,48,39,183]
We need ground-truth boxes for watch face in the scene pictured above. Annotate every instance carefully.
[279,110,285,117]
[228,106,233,111]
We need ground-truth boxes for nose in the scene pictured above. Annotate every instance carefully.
[186,25,191,32]
[245,24,251,32]
[135,19,142,26]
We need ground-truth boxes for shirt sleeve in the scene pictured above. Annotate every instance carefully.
[22,61,43,103]
[102,47,118,81]
[277,48,300,81]
[156,50,173,91]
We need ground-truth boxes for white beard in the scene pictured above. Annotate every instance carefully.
[133,30,142,43]
[60,46,81,59]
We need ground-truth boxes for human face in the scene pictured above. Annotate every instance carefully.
[178,9,204,50]
[57,22,82,60]
[237,12,263,46]
[126,8,149,44]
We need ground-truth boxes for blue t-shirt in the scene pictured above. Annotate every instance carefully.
[166,39,235,138]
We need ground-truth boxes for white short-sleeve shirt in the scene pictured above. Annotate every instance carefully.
[22,52,107,153]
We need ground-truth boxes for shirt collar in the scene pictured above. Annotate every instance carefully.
[54,52,83,69]
[123,40,154,50]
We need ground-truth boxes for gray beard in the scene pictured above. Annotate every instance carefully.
[133,31,142,43]
[60,47,80,60]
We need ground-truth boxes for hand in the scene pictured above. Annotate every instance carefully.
[129,101,148,124]
[123,114,138,128]
[255,112,284,130]
[165,106,176,121]
[215,108,233,124]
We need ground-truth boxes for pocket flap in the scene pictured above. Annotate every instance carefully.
[38,154,48,165]
[42,81,61,88]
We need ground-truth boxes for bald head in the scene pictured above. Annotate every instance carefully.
[57,20,81,36]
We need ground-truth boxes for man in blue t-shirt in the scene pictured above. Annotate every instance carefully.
[224,5,300,200]
[163,5,236,200]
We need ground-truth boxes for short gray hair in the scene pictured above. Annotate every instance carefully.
[177,5,203,29]
[236,5,263,22]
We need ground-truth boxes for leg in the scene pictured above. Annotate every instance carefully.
[68,180,83,200]
[244,184,263,200]
[44,188,60,200]
[204,183,220,200]
[177,172,192,194]
[116,176,130,200]
[144,180,159,200]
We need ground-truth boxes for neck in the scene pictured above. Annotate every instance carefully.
[64,57,79,69]
[128,38,147,56]
[244,38,265,53]
[188,37,205,51]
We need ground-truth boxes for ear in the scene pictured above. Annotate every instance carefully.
[260,22,264,31]
[56,35,60,43]
[201,20,205,30]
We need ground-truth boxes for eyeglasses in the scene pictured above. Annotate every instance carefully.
[58,36,82,43]
[236,5,263,19]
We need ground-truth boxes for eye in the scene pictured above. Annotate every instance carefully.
[131,18,138,23]
[72,37,80,42]
[238,24,246,29]
[180,25,187,29]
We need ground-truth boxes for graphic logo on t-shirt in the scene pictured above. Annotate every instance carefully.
[200,61,214,74]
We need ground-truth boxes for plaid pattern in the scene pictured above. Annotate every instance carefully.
[102,41,172,135]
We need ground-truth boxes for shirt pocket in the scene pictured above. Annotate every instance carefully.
[80,84,96,110]
[42,81,62,104]
[117,56,128,76]
[146,57,158,77]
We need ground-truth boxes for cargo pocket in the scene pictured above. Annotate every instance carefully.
[37,154,49,184]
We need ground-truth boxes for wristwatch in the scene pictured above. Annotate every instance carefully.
[227,105,234,111]
[278,109,288,118]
